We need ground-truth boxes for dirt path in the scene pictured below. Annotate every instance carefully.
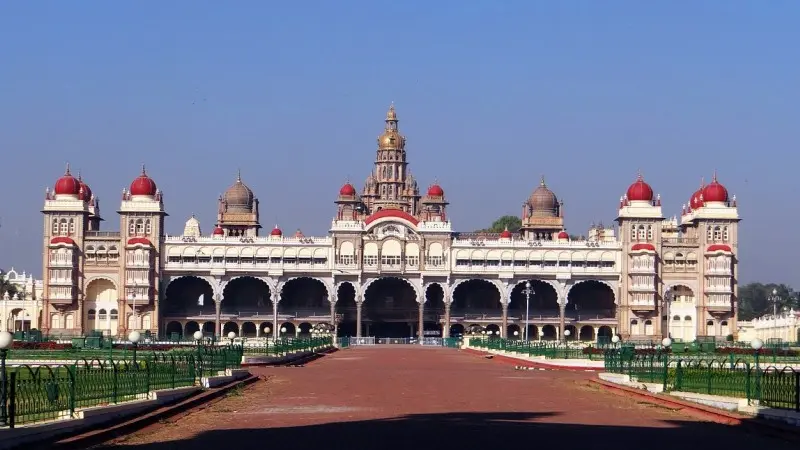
[96,347,795,450]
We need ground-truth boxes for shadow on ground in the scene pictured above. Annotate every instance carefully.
[93,411,795,450]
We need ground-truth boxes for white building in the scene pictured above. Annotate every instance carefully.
[0,269,44,332]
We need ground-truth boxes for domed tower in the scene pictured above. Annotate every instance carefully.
[334,180,368,220]
[360,104,421,215]
[217,171,260,237]
[420,182,449,221]
[519,177,564,240]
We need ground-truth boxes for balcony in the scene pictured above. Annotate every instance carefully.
[661,237,699,246]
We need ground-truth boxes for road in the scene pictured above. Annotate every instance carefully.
[96,346,795,450]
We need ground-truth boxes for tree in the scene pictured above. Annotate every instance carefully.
[476,215,522,233]
[737,283,797,321]
[0,271,18,298]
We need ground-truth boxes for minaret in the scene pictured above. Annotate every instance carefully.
[362,104,421,214]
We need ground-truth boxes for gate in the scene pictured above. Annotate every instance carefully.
[421,337,443,346]
[350,337,377,346]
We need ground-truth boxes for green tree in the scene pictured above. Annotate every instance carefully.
[476,215,522,233]
[0,271,18,298]
[737,283,797,321]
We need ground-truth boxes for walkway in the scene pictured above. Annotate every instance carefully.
[97,347,794,449]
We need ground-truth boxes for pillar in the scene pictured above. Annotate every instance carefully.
[501,303,508,338]
[417,300,424,341]
[330,299,338,338]
[443,300,451,338]
[214,297,222,338]
[272,294,279,340]
[559,303,566,339]
[356,299,363,338]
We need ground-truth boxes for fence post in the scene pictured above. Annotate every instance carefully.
[8,372,15,429]
[68,364,76,418]
[794,371,799,412]
[171,355,176,390]
[112,362,118,404]
[675,360,683,391]
[746,366,752,405]
[662,352,669,392]
[145,358,151,396]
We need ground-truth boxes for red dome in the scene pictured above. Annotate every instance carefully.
[212,226,224,236]
[50,236,75,245]
[702,174,728,203]
[707,244,732,253]
[127,237,151,246]
[689,188,704,210]
[626,175,654,202]
[631,243,656,252]
[130,166,157,196]
[270,225,283,236]
[427,184,444,197]
[339,183,356,196]
[54,166,80,196]
[499,228,512,239]
[78,176,92,201]
[557,231,569,240]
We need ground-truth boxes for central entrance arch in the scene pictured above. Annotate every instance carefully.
[362,278,419,338]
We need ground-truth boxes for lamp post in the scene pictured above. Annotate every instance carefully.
[661,337,672,392]
[563,328,571,344]
[0,331,12,427]
[523,281,533,342]
[128,330,141,365]
[751,338,763,401]
[129,283,138,333]
[227,331,236,346]
[193,330,204,379]
[769,288,780,340]
[663,287,674,339]
[263,326,271,339]
[513,330,519,340]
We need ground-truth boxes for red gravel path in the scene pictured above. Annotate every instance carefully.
[98,346,794,450]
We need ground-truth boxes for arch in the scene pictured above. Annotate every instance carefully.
[222,321,239,336]
[380,239,402,257]
[565,280,616,320]
[297,322,313,336]
[564,324,578,341]
[579,325,594,341]
[222,276,272,315]
[449,323,465,337]
[164,276,216,317]
[428,242,444,258]
[362,277,420,338]
[507,280,560,317]
[597,326,613,341]
[339,241,355,256]
[666,284,696,305]
[279,277,331,315]
[202,321,215,334]
[507,323,522,339]
[423,283,446,336]
[241,321,257,337]
[165,321,182,337]
[279,322,296,336]
[541,324,557,340]
[451,279,503,313]
[334,281,358,337]
[184,321,199,336]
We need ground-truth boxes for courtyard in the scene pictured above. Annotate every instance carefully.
[94,347,794,449]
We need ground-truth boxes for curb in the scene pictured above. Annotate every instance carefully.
[38,375,260,450]
[589,379,800,441]
[462,348,601,372]
[241,347,338,367]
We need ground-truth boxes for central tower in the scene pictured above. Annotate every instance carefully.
[360,104,421,215]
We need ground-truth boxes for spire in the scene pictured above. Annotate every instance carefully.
[636,169,643,181]
[540,175,546,187]
[77,169,82,181]
[141,164,147,175]
[385,102,397,124]
[236,169,242,182]
[712,170,718,183]
[65,162,71,176]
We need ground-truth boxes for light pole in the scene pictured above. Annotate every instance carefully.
[523,281,533,342]
[128,330,141,365]
[663,287,673,340]
[193,330,204,379]
[0,331,12,427]
[661,337,672,392]
[129,282,138,333]
[563,328,571,344]
[227,331,236,346]
[263,326,271,340]
[769,288,780,340]
[751,338,764,401]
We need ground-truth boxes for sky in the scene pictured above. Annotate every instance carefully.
[0,1,798,285]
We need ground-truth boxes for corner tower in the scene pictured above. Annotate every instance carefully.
[217,172,260,237]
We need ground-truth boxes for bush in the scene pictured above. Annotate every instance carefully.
[11,341,72,350]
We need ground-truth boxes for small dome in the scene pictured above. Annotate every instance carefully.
[212,226,224,236]
[626,174,654,202]
[130,166,157,196]
[499,228,512,239]
[689,186,704,210]
[702,174,728,203]
[427,184,444,197]
[528,177,558,216]
[54,165,80,196]
[77,175,92,201]
[223,172,254,212]
[557,231,569,240]
[378,130,405,149]
[182,215,202,238]
[294,229,305,238]
[270,225,283,236]
[339,182,356,196]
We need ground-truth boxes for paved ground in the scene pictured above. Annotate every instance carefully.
[97,346,795,450]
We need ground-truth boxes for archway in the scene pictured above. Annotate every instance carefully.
[165,321,183,338]
[451,279,502,317]
[85,278,119,335]
[298,322,313,337]
[449,323,465,337]
[566,280,616,320]
[565,324,578,341]
[279,322,296,336]
[526,324,539,340]
[579,325,594,341]
[507,280,560,326]
[668,285,695,341]
[222,277,272,317]
[507,324,521,339]
[279,277,330,319]
[259,321,272,336]
[202,321,215,334]
[541,324,557,340]
[164,276,215,318]
[222,321,239,336]
[424,283,446,336]
[485,323,501,337]
[335,282,357,337]
[362,278,418,338]
[598,326,613,343]
[184,321,199,337]
[241,322,257,337]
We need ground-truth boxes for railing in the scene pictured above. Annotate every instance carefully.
[469,338,605,360]
[240,337,332,355]
[604,350,800,411]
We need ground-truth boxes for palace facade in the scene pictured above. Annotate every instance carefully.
[39,105,741,341]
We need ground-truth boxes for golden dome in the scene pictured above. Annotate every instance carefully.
[377,103,405,150]
[223,171,254,212]
[528,177,558,217]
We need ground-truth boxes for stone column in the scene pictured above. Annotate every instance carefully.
[330,299,338,338]
[356,299,363,338]
[501,303,509,338]
[272,295,279,340]
[443,300,451,338]
[559,303,566,339]
[417,300,424,342]
[214,297,222,338]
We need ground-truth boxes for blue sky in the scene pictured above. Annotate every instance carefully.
[0,1,797,285]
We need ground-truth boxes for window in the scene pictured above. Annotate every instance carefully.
[646,225,653,240]
[713,226,721,241]
[110,309,118,320]
[637,225,646,240]
[68,218,75,234]
[98,309,107,320]
[52,219,59,235]
[135,219,144,234]
[88,309,97,320]
[59,219,68,235]
[145,219,152,234]
[707,227,713,240]
[129,220,136,235]
[722,226,729,241]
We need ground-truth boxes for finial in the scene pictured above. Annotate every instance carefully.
[712,170,718,183]
[540,175,546,187]
[77,169,82,181]
[65,162,71,175]
[700,176,705,188]
[236,169,242,182]
[637,169,643,181]
[141,164,147,175]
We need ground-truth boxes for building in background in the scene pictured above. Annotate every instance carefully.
[39,105,740,341]
[0,268,44,332]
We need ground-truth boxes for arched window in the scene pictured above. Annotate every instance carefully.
[68,218,75,234]
[713,226,721,241]
[722,227,729,241]
[637,225,646,240]
[59,219,68,235]
[707,227,713,240]
[129,220,136,235]
[87,309,96,320]
[145,219,152,234]
[98,309,107,320]
[110,309,118,320]
[646,225,653,240]
[135,219,144,235]
[52,219,59,235]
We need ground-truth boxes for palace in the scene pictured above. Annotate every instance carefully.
[38,105,740,341]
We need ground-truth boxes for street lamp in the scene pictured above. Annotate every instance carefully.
[661,337,672,392]
[513,330,519,340]
[280,327,287,336]
[263,326,271,338]
[769,288,780,340]
[129,282,139,333]
[751,337,764,399]
[663,287,674,339]
[523,281,534,342]
[128,330,141,365]
[563,328,571,343]
[227,331,236,345]
[0,331,12,427]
